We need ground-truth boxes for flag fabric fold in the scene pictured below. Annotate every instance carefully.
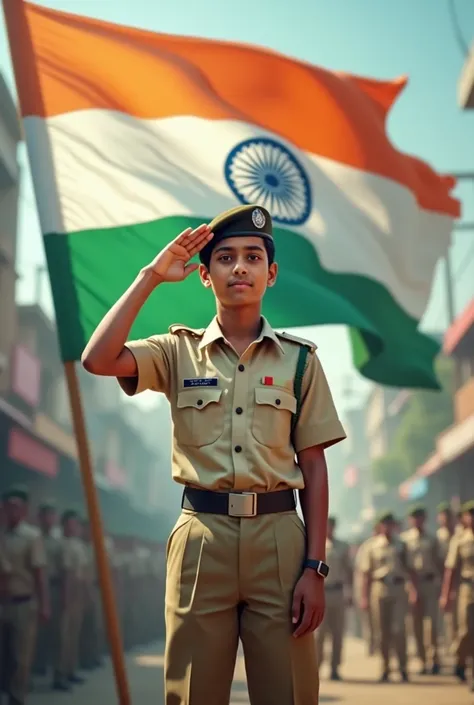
[7,1,460,388]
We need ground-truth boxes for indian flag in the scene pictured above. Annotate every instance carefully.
[6,1,460,388]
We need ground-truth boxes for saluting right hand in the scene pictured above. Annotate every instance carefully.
[144,224,213,283]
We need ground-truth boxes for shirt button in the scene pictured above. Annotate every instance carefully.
[197,399,203,406]
[234,445,242,453]
[238,364,245,372]
[236,407,243,415]
[275,398,281,405]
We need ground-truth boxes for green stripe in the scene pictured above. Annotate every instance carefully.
[44,216,440,389]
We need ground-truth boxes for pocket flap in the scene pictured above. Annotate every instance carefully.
[255,387,297,413]
[177,388,222,409]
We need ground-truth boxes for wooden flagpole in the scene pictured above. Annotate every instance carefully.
[2,2,131,703]
[64,363,131,705]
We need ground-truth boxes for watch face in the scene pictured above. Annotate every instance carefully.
[318,562,329,578]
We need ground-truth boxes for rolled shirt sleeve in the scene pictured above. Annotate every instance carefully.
[293,351,346,453]
[358,545,372,574]
[30,534,47,570]
[444,535,460,570]
[117,334,173,397]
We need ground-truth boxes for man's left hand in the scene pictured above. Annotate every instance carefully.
[291,569,325,638]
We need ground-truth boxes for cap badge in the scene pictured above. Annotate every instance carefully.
[252,208,266,229]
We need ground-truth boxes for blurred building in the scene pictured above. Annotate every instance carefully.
[337,405,371,537]
[400,297,474,510]
[0,292,171,540]
[0,72,21,409]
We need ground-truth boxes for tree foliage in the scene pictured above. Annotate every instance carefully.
[371,356,454,488]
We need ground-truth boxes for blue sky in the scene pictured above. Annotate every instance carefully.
[1,0,473,413]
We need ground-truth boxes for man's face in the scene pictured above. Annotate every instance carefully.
[463,511,474,530]
[64,517,79,537]
[437,511,450,528]
[3,498,27,527]
[39,509,57,532]
[200,236,277,307]
[380,520,394,538]
[409,513,425,531]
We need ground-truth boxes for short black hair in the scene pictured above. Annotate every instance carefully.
[201,238,275,270]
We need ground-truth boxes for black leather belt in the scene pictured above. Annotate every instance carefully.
[8,595,32,604]
[377,576,405,585]
[182,488,296,517]
[325,582,343,591]
[420,573,436,582]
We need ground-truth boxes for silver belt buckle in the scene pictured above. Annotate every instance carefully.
[228,492,257,518]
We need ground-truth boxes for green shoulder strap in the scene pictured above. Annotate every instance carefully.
[291,344,310,441]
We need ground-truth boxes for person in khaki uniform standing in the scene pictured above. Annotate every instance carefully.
[33,501,61,679]
[441,500,474,692]
[316,516,352,681]
[436,502,457,657]
[354,525,379,656]
[79,519,103,670]
[82,205,346,705]
[360,511,417,683]
[401,505,442,675]
[0,486,50,705]
[53,509,86,690]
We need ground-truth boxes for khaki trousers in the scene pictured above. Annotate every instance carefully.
[456,583,474,667]
[56,583,84,680]
[370,582,407,672]
[80,586,103,667]
[1,598,38,705]
[411,579,440,665]
[316,587,345,672]
[165,509,319,705]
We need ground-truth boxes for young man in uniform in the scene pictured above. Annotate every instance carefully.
[0,486,49,705]
[441,500,474,692]
[401,505,442,675]
[53,509,85,691]
[33,501,61,679]
[82,205,346,704]
[316,516,352,681]
[360,511,417,683]
[354,524,380,656]
[436,502,457,658]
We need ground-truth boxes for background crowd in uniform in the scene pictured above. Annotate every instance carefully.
[321,501,474,696]
[0,485,165,705]
[3,480,474,705]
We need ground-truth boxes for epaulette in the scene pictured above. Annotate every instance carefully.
[275,331,317,353]
[168,323,205,337]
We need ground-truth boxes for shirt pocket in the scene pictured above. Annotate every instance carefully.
[175,388,224,446]
[252,387,297,448]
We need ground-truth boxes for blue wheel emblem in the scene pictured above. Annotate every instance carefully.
[224,137,311,226]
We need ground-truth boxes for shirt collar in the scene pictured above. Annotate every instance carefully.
[198,316,284,353]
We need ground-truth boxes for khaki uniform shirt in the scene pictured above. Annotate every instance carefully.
[436,526,454,563]
[360,534,408,585]
[42,531,64,582]
[445,529,474,583]
[353,535,376,602]
[326,537,351,588]
[401,527,441,578]
[118,316,346,492]
[2,522,46,597]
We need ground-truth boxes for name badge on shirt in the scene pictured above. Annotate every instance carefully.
[183,377,219,388]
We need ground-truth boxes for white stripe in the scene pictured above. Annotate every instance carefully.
[24,112,453,320]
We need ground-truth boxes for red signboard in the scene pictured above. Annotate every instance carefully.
[7,427,58,477]
[11,345,41,407]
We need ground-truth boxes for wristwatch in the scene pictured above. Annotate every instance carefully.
[303,559,330,578]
